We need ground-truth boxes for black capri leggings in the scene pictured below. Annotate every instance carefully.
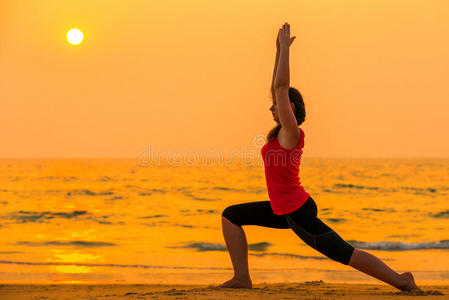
[221,196,355,265]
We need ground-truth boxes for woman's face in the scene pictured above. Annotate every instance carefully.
[270,101,295,124]
[270,101,280,123]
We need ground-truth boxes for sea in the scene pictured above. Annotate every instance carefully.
[0,157,448,285]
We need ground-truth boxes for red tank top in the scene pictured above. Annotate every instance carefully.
[261,127,310,215]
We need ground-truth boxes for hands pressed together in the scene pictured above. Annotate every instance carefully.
[272,22,295,91]
[276,22,296,50]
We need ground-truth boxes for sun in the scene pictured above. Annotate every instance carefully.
[67,28,84,45]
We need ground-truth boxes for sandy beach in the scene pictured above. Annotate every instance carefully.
[0,281,447,299]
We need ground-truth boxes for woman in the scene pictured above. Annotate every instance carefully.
[218,23,420,292]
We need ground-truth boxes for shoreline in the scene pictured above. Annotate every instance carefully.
[0,281,447,299]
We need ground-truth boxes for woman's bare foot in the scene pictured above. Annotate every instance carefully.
[217,276,252,288]
[399,272,421,291]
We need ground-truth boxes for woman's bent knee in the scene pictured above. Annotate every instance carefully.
[221,206,232,219]
[222,206,242,227]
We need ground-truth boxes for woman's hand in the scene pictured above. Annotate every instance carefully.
[277,22,296,50]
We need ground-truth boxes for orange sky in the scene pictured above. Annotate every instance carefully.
[1,0,448,158]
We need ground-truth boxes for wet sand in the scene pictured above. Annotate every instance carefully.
[0,280,446,299]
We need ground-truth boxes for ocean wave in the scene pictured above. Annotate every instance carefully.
[138,214,168,219]
[432,210,449,218]
[249,252,327,260]
[180,209,218,216]
[0,260,231,270]
[141,222,218,230]
[362,207,396,212]
[8,210,88,223]
[150,188,167,193]
[139,192,153,196]
[168,242,272,252]
[212,186,233,191]
[16,240,117,247]
[183,192,221,201]
[4,210,120,225]
[105,196,124,201]
[324,183,442,196]
[170,223,218,229]
[35,176,78,182]
[168,242,226,251]
[97,176,112,182]
[324,218,347,223]
[400,186,437,193]
[248,242,272,251]
[210,186,265,194]
[333,183,379,190]
[66,189,114,196]
[348,240,449,251]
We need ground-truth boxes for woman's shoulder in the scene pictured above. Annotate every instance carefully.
[277,127,303,150]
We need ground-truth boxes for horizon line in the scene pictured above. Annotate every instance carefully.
[0,156,448,160]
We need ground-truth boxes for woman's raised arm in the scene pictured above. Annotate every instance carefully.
[274,23,298,136]
[270,32,281,100]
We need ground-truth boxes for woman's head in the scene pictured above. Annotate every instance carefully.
[267,87,306,142]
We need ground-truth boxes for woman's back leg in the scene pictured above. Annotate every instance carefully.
[286,197,420,291]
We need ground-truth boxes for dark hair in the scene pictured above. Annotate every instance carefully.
[267,87,306,142]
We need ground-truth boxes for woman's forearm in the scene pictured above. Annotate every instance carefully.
[274,46,290,88]
[271,50,280,98]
